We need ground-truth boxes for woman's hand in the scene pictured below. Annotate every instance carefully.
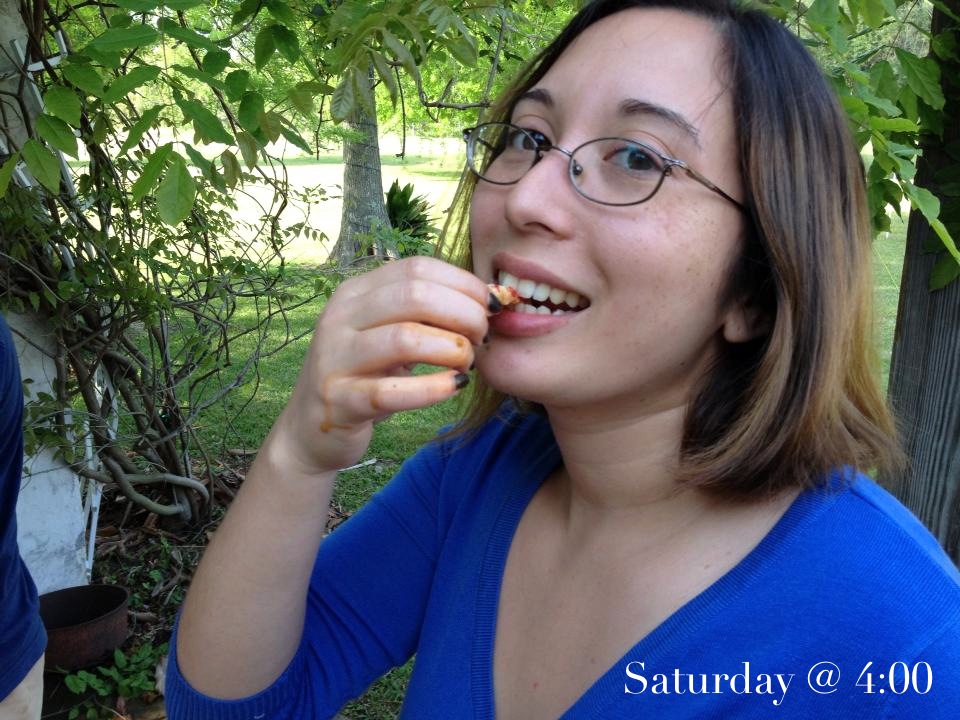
[267,257,491,476]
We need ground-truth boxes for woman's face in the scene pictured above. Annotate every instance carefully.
[471,8,752,417]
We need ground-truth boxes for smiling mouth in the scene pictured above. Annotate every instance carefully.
[496,270,591,316]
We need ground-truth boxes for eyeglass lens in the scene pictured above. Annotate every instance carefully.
[466,123,668,205]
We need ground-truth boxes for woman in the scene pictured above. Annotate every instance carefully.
[166,1,960,717]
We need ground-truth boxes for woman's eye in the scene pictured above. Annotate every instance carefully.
[609,143,661,173]
[506,128,549,151]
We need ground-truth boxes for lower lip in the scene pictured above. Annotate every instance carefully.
[489,308,581,337]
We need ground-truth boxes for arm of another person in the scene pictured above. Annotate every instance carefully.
[172,258,490,702]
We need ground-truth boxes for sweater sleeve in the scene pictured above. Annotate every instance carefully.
[0,314,46,701]
[164,435,453,720]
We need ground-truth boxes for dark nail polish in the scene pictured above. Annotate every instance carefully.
[483,332,490,345]
[488,292,502,314]
[454,372,470,390]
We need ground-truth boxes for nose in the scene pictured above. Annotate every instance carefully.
[503,147,578,239]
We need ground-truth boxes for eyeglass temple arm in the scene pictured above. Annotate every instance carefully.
[680,165,746,211]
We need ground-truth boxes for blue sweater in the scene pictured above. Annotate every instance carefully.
[0,313,46,699]
[165,411,960,718]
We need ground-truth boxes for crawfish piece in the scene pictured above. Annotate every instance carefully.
[487,283,520,311]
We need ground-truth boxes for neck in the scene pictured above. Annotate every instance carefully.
[542,401,728,543]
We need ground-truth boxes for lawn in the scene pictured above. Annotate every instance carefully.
[89,147,909,719]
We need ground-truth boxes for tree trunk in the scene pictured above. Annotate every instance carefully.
[331,69,391,268]
[0,0,32,152]
[881,3,960,565]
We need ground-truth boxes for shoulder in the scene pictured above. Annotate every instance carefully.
[372,405,557,526]
[407,405,555,486]
[777,470,960,649]
[816,471,960,591]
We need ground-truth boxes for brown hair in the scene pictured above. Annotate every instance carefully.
[438,0,904,495]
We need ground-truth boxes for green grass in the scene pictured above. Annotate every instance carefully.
[872,217,907,391]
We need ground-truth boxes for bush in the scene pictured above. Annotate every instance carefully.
[385,179,438,256]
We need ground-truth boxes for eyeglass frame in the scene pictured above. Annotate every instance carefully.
[462,122,745,211]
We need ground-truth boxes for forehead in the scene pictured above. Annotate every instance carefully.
[523,9,733,146]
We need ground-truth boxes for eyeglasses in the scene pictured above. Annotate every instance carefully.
[462,122,744,210]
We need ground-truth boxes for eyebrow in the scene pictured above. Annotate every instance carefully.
[514,88,702,149]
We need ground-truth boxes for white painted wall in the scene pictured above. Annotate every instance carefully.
[9,312,88,594]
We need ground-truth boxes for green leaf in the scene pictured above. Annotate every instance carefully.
[279,123,311,154]
[132,143,172,201]
[370,50,397,106]
[221,149,241,187]
[182,143,211,173]
[238,91,265,134]
[113,0,160,10]
[114,649,127,670]
[932,30,959,62]
[62,62,103,97]
[868,60,898,104]
[64,673,87,694]
[904,182,940,220]
[806,0,845,51]
[83,46,122,70]
[273,24,300,63]
[840,94,870,123]
[21,139,61,193]
[103,65,160,104]
[0,153,19,198]
[857,87,901,118]
[330,70,356,121]
[166,0,205,9]
[266,0,298,25]
[895,49,945,110]
[254,27,277,70]
[232,0,261,26]
[91,113,110,144]
[176,97,233,144]
[224,70,250,101]
[381,31,420,86]
[156,155,196,225]
[202,49,231,75]
[171,64,227,91]
[255,111,281,143]
[930,217,960,267]
[87,25,159,53]
[869,117,919,133]
[443,36,477,67]
[929,254,960,290]
[35,114,79,158]
[287,85,315,116]
[859,0,889,28]
[44,86,82,126]
[111,13,133,28]
[157,17,221,53]
[236,131,259,169]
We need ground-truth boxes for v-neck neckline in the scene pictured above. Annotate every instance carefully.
[470,443,833,720]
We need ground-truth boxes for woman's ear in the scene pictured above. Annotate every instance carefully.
[722,298,770,344]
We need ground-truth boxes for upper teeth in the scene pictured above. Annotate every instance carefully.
[498,271,587,309]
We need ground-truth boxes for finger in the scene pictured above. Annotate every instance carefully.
[335,256,490,307]
[344,322,475,375]
[336,281,489,347]
[326,370,470,422]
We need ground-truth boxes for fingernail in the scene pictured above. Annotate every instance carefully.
[454,372,470,390]
[482,332,490,345]
[488,292,502,314]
